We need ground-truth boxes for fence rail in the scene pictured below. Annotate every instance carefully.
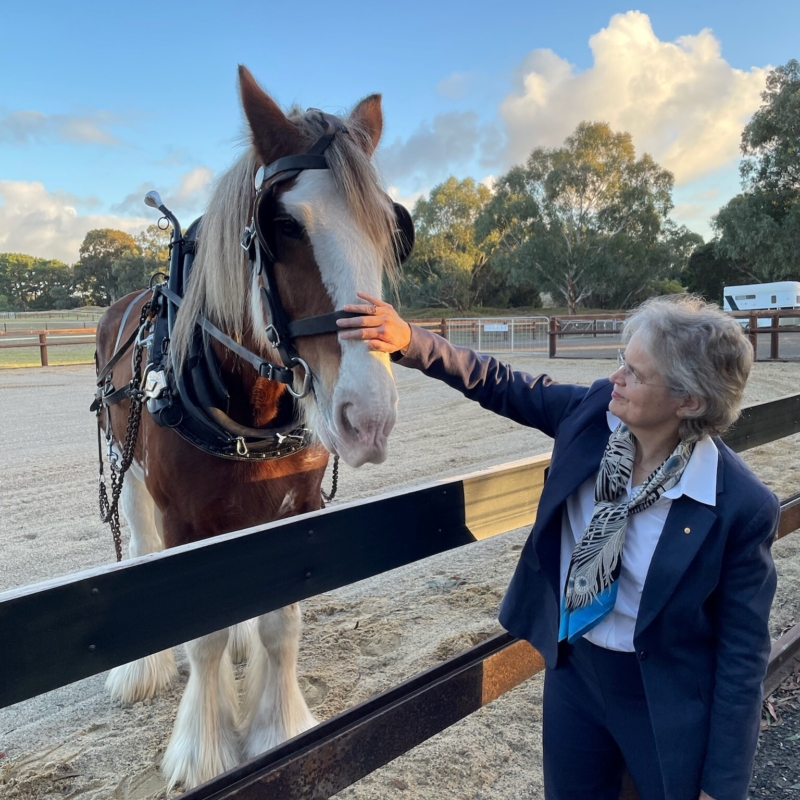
[0,328,97,366]
[446,317,549,352]
[1,392,799,799]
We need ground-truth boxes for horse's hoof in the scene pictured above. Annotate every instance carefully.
[161,727,241,790]
[106,650,177,703]
[241,710,317,760]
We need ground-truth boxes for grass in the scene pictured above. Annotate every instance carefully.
[0,310,103,334]
[0,343,95,368]
[0,310,100,368]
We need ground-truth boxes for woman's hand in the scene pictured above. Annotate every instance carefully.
[337,292,412,354]
[699,792,717,800]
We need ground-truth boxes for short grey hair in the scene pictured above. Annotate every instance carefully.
[622,294,753,442]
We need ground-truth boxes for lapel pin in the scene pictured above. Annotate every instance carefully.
[684,527,691,534]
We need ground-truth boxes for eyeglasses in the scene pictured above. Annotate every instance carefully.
[615,350,673,390]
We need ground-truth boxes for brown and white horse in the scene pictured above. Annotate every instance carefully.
[94,66,399,790]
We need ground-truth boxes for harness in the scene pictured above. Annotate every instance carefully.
[91,110,414,555]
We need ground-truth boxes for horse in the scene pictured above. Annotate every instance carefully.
[93,65,406,790]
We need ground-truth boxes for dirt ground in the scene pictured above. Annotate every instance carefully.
[0,355,799,800]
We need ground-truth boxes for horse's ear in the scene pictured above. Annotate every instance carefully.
[349,94,383,155]
[238,65,298,162]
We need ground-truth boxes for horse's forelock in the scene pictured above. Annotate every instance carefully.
[289,107,398,282]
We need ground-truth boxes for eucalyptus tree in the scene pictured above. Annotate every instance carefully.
[479,122,675,313]
[714,60,800,281]
[400,176,492,311]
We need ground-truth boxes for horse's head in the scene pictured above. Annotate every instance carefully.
[176,67,405,467]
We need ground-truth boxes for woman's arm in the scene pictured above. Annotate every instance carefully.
[337,292,590,438]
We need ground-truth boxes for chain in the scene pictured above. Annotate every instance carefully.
[97,302,151,561]
[321,454,340,505]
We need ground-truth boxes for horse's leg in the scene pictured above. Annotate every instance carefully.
[161,628,240,790]
[105,469,177,703]
[229,618,256,664]
[239,603,317,759]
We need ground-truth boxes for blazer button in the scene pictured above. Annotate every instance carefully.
[638,650,649,661]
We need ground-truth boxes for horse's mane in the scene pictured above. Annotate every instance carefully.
[171,107,397,372]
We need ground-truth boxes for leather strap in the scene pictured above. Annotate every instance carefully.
[160,285,296,385]
[288,310,361,338]
[96,288,151,386]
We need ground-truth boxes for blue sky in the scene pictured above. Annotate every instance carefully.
[1,0,797,263]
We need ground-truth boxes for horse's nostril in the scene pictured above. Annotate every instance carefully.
[339,402,359,436]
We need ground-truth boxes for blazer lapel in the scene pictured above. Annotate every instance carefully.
[634,497,719,638]
[534,421,611,596]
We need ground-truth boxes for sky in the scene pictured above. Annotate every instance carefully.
[1,0,798,264]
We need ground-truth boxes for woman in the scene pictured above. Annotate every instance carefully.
[337,293,779,800]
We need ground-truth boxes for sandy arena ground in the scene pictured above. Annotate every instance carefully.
[1,355,799,799]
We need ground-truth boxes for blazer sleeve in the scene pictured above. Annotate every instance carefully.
[392,324,589,438]
[701,492,780,800]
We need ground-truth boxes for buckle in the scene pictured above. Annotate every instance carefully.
[265,324,281,346]
[240,225,254,252]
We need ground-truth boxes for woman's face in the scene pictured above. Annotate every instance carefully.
[609,332,686,439]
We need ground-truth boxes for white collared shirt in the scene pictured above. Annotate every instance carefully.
[559,412,719,652]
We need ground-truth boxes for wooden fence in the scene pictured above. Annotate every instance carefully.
[0,328,97,366]
[548,310,800,360]
[1,392,799,797]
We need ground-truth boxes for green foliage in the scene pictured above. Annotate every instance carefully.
[476,122,678,313]
[714,61,800,281]
[684,242,746,304]
[400,177,496,311]
[740,59,800,194]
[0,224,170,311]
[73,229,138,305]
[0,253,73,311]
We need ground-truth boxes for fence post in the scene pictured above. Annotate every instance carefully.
[440,318,447,340]
[771,313,780,359]
[39,333,49,367]
[510,319,515,353]
[748,315,758,359]
[548,317,558,358]
[477,322,482,351]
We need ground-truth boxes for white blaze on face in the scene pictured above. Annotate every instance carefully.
[279,169,398,467]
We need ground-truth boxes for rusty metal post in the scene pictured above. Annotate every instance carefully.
[748,315,758,359]
[440,318,447,340]
[38,333,48,367]
[770,313,779,359]
[548,317,558,358]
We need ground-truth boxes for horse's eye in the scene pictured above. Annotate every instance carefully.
[275,217,304,239]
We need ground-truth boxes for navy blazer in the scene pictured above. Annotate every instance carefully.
[397,326,779,800]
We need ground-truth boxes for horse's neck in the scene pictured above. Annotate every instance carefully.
[212,339,285,428]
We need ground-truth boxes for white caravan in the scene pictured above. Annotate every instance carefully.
[723,281,800,327]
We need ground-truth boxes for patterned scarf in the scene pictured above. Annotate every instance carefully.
[558,423,695,644]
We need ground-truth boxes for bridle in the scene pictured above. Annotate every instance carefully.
[94,109,413,462]
[236,110,414,398]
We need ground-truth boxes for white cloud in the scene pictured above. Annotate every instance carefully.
[169,166,214,207]
[0,109,122,145]
[0,181,150,263]
[500,11,767,183]
[387,185,426,212]
[436,71,476,100]
[111,166,215,217]
[379,111,501,192]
